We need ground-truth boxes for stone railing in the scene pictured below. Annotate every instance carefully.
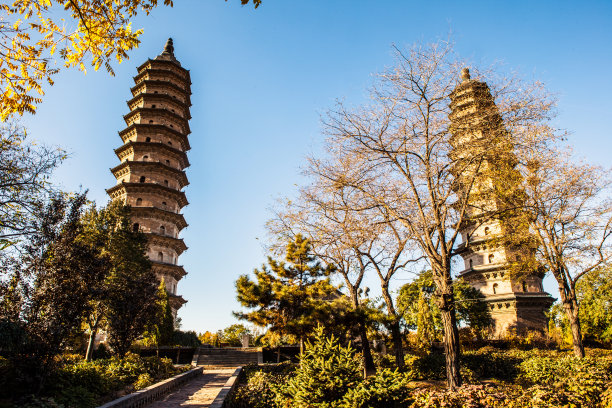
[210,366,242,408]
[96,366,202,408]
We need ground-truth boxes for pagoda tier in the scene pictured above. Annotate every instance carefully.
[449,68,553,337]
[129,206,188,231]
[169,294,187,311]
[119,124,191,151]
[107,38,192,317]
[107,183,188,210]
[123,108,190,135]
[114,141,190,171]
[110,161,189,188]
[127,93,192,120]
[151,261,187,280]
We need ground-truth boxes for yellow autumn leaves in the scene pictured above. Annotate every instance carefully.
[0,0,173,120]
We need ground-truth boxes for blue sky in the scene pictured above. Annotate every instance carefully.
[21,0,612,333]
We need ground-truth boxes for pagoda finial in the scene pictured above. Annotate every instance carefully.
[461,67,471,82]
[163,38,174,56]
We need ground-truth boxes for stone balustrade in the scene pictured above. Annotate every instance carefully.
[96,367,202,408]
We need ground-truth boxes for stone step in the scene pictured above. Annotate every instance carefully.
[195,347,261,367]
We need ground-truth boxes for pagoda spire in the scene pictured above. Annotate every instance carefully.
[155,37,179,64]
[163,38,174,56]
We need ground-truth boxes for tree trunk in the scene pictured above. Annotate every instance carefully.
[381,284,404,369]
[440,293,462,389]
[563,297,585,358]
[359,324,376,377]
[389,319,404,369]
[85,319,99,362]
[349,286,376,376]
[555,276,586,359]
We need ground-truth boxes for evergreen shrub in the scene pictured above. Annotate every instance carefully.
[274,327,362,407]
[341,368,413,408]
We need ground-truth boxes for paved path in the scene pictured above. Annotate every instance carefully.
[147,368,236,407]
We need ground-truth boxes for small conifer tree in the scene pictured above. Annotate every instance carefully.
[146,279,174,346]
[234,234,337,351]
[275,325,361,407]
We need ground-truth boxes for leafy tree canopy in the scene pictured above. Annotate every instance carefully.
[577,264,612,344]
[550,264,612,346]
[221,323,251,347]
[102,201,157,356]
[397,270,492,342]
[141,279,174,347]
[0,191,108,389]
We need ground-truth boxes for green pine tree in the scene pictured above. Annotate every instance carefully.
[234,234,337,351]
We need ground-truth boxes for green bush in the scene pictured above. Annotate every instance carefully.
[600,382,612,408]
[225,346,612,408]
[517,355,611,407]
[462,349,523,381]
[227,371,283,408]
[20,353,185,408]
[134,373,153,390]
[274,326,362,408]
[341,368,413,408]
[16,396,65,408]
[103,352,147,384]
[404,352,445,380]
[226,363,295,408]
[141,356,176,379]
[49,361,110,407]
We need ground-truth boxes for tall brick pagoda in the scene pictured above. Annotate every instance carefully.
[107,38,191,316]
[450,68,553,336]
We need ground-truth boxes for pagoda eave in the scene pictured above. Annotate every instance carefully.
[110,161,189,188]
[169,293,187,308]
[151,261,187,280]
[484,292,555,307]
[126,93,192,120]
[134,68,191,88]
[455,236,502,254]
[129,206,188,231]
[119,124,191,151]
[107,182,189,208]
[459,264,507,278]
[137,58,191,79]
[146,232,188,254]
[123,108,191,134]
[130,79,192,103]
[114,141,190,169]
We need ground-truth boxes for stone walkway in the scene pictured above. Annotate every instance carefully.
[147,368,236,407]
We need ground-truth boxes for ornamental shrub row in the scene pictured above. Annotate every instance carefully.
[226,330,612,408]
[3,353,186,408]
